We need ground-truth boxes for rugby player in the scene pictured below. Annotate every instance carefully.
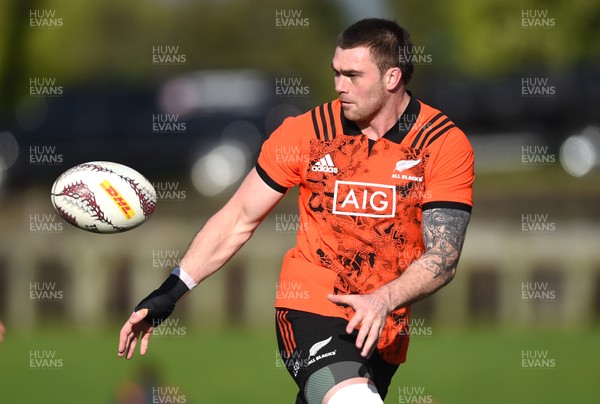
[118,18,474,404]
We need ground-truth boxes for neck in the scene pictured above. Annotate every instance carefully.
[359,91,410,140]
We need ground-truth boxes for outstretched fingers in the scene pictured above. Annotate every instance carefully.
[118,309,151,359]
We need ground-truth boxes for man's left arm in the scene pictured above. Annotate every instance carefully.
[328,207,471,357]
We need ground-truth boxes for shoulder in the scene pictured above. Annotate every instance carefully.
[415,100,472,153]
[278,99,341,141]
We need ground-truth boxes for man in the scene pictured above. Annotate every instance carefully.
[118,18,474,404]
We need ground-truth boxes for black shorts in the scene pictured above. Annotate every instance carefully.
[276,308,399,404]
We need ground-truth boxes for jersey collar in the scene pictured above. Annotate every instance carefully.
[340,91,421,144]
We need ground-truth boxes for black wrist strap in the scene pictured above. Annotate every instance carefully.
[157,273,190,303]
[134,274,190,326]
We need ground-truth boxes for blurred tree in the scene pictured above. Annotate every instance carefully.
[0,0,39,123]
[0,0,598,115]
[391,0,600,77]
[9,0,344,102]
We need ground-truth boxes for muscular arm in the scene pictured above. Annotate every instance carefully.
[119,168,284,359]
[328,207,471,357]
[372,207,471,310]
[179,167,285,284]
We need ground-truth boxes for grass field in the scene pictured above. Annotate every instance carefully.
[1,325,599,403]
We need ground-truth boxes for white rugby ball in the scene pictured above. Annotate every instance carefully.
[51,161,157,233]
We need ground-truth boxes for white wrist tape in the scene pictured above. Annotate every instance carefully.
[172,266,198,290]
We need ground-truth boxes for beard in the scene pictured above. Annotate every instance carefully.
[340,83,387,125]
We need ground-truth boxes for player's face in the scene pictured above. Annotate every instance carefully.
[332,46,387,125]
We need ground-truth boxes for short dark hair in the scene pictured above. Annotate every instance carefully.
[336,18,414,85]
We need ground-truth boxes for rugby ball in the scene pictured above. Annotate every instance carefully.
[50,161,157,233]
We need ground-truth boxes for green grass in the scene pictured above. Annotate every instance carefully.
[1,326,598,403]
[396,327,600,403]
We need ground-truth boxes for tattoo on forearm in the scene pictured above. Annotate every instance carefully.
[422,208,470,278]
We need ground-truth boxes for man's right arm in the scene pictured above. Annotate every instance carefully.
[179,167,285,283]
[118,167,285,359]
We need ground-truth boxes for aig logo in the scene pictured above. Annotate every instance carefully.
[332,181,396,218]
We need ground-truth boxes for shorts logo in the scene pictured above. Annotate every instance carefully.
[333,181,396,218]
[392,159,423,181]
[307,336,336,366]
[309,336,332,358]
[312,153,338,173]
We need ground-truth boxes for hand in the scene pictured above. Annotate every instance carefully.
[118,272,190,360]
[327,293,390,358]
[118,309,154,360]
[0,321,5,343]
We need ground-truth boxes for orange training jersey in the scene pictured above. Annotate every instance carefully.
[256,96,474,364]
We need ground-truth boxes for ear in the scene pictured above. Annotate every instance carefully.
[384,67,403,91]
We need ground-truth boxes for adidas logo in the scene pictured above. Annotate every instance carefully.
[312,153,338,173]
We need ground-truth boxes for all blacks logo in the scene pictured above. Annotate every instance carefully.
[332,181,396,218]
